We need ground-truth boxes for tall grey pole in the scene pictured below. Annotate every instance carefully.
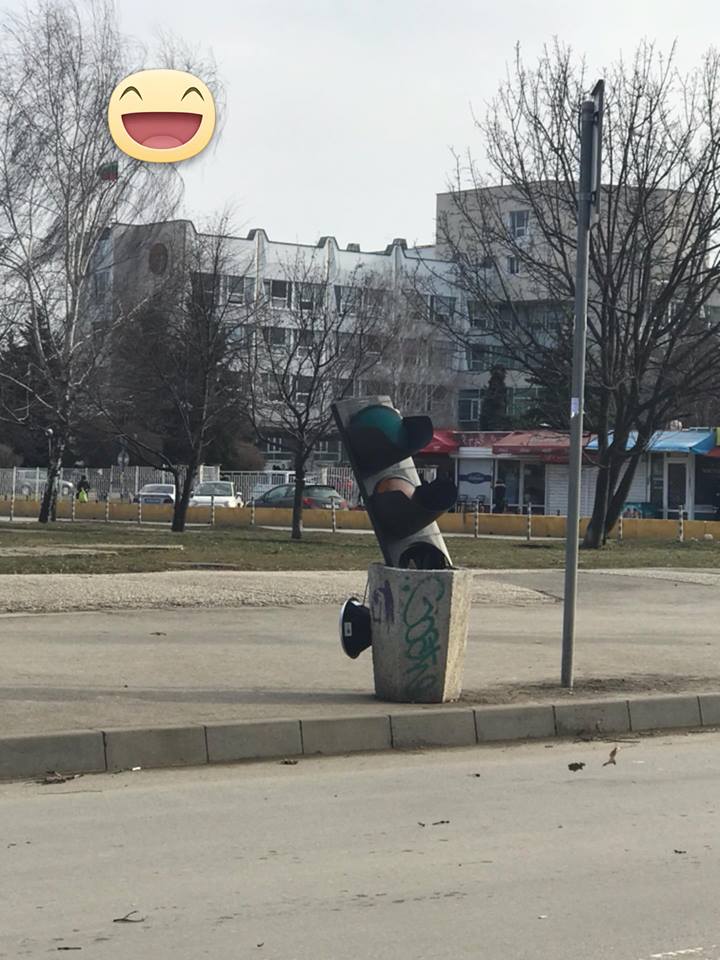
[561,86,603,688]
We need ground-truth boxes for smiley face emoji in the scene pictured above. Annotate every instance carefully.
[107,69,216,163]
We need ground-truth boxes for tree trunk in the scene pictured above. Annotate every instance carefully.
[291,454,305,541]
[604,455,642,537]
[38,440,65,524]
[171,461,196,533]
[582,456,611,549]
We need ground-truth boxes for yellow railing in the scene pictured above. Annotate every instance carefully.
[3,498,720,541]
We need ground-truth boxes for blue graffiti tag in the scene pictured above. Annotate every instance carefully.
[401,576,445,698]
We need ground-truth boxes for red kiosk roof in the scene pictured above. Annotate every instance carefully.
[421,429,459,454]
[492,430,592,461]
[419,429,594,462]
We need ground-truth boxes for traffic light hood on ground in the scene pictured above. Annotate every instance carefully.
[331,396,457,570]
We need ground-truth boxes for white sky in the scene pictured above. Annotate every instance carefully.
[10,0,720,249]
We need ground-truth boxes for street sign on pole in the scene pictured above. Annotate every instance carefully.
[561,80,605,689]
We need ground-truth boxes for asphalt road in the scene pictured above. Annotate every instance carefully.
[2,732,719,959]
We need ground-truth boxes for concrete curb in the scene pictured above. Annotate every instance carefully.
[2,693,719,782]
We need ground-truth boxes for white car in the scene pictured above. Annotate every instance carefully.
[189,480,243,509]
[135,483,176,505]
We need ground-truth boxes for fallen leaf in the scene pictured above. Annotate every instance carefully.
[113,910,145,923]
[673,849,687,854]
[567,762,586,772]
[37,771,82,785]
[150,632,167,636]
[417,822,426,827]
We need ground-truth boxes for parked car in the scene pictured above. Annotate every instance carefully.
[134,483,176,505]
[15,469,74,498]
[249,472,317,502]
[189,480,243,509]
[254,483,348,510]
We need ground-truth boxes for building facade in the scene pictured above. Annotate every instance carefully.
[93,218,528,469]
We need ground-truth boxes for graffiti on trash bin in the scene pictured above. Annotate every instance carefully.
[400,576,445,698]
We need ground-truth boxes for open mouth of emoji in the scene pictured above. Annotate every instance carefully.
[121,112,202,149]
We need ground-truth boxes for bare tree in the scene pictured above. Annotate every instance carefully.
[428,42,720,546]
[0,1,205,522]
[107,216,257,532]
[242,258,396,539]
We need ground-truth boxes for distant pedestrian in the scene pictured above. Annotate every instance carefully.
[76,474,90,502]
[493,479,507,514]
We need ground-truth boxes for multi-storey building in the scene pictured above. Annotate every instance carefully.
[92,218,491,468]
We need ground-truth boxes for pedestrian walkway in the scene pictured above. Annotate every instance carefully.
[2,568,720,737]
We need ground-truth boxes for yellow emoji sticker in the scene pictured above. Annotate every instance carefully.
[107,69,216,163]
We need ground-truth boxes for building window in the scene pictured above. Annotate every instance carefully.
[466,344,488,372]
[260,374,283,402]
[296,329,322,357]
[507,256,521,276]
[361,334,382,356]
[466,343,514,372]
[94,270,110,298]
[265,436,286,454]
[406,292,430,321]
[458,389,481,424]
[334,285,361,314]
[509,209,529,239]
[364,288,387,312]
[297,283,322,311]
[432,295,456,322]
[541,308,564,339]
[148,243,168,275]
[361,379,392,397]
[261,325,287,348]
[507,386,541,417]
[295,375,313,404]
[227,275,254,304]
[263,278,292,307]
[468,301,491,330]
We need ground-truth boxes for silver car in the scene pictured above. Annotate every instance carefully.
[134,483,176,505]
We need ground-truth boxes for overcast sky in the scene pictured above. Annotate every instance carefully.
[10,0,720,249]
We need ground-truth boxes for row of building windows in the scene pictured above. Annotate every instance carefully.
[259,374,447,413]
[457,386,542,425]
[246,321,554,375]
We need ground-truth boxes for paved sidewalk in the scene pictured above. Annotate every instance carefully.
[2,568,720,737]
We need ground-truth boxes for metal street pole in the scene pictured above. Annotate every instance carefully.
[561,81,604,689]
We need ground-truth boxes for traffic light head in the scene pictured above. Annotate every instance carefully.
[332,396,457,569]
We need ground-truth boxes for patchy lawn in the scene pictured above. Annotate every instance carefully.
[0,521,719,574]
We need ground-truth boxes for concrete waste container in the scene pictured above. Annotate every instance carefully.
[367,562,472,703]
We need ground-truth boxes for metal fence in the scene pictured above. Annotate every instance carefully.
[0,464,220,501]
[220,464,438,508]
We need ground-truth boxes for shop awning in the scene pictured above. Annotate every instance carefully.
[492,430,591,460]
[586,430,716,454]
[420,429,459,455]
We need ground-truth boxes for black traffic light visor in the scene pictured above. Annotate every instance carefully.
[345,405,433,475]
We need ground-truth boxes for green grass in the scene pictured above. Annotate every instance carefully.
[1,521,720,574]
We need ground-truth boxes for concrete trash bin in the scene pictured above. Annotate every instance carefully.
[367,562,472,703]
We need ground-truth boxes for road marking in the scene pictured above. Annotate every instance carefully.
[638,948,717,960]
